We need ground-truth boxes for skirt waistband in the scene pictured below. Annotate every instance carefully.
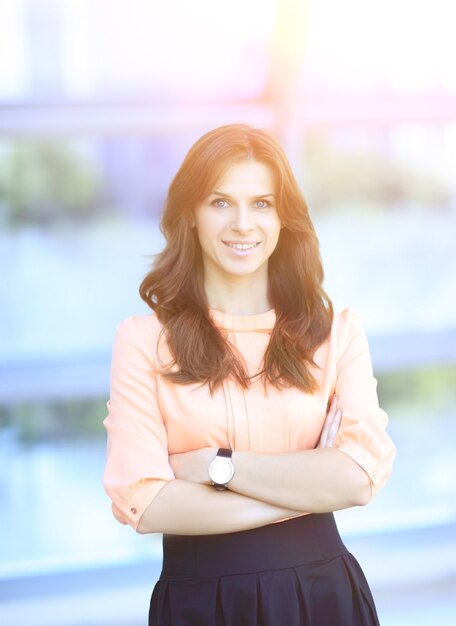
[160,513,348,579]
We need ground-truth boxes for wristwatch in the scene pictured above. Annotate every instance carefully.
[208,448,235,491]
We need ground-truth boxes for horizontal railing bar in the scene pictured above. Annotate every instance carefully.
[0,328,454,404]
[1,96,456,137]
[0,102,274,137]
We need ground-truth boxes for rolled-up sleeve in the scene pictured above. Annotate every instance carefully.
[334,309,396,500]
[103,315,174,530]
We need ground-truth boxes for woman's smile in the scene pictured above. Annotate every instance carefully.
[222,240,261,255]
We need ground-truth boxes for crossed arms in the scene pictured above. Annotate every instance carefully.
[104,313,396,536]
[136,397,371,535]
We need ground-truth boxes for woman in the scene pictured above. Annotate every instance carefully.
[103,124,396,625]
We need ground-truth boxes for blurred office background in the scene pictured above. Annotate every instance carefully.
[0,0,455,624]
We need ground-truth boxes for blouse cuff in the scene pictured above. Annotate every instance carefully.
[108,478,170,531]
[336,442,385,500]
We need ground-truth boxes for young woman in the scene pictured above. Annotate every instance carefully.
[103,124,396,625]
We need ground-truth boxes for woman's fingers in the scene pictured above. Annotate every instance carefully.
[317,395,336,447]
[326,408,342,447]
[317,395,342,448]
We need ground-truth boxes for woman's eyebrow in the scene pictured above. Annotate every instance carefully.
[209,191,276,200]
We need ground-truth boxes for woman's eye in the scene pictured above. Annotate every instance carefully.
[255,200,269,209]
[212,199,229,209]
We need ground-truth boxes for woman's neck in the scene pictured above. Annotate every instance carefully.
[204,281,271,316]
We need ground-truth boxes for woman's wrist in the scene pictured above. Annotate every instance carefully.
[169,447,217,484]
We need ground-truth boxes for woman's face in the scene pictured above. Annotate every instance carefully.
[193,159,282,287]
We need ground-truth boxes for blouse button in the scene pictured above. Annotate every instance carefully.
[131,507,137,515]
[372,470,379,481]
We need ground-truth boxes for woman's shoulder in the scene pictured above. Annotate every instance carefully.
[332,307,361,329]
[329,307,366,349]
[114,312,163,347]
[112,312,168,367]
[115,311,161,332]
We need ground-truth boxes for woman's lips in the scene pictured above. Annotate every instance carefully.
[222,241,261,256]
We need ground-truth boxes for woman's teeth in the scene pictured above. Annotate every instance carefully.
[224,242,259,250]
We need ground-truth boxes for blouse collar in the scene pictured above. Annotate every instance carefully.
[209,308,276,332]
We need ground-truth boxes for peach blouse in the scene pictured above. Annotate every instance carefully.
[103,308,396,530]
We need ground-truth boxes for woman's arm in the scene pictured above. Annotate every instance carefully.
[166,397,364,520]
[228,447,371,511]
[136,479,302,535]
[169,446,370,516]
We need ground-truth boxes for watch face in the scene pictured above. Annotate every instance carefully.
[209,458,234,485]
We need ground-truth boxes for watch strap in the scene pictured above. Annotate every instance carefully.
[217,448,232,458]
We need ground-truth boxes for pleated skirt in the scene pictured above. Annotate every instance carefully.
[149,513,380,626]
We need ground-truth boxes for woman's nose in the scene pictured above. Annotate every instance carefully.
[231,207,254,232]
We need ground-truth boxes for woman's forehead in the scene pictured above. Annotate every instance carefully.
[212,159,276,192]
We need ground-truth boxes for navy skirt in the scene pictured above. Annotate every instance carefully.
[149,513,380,626]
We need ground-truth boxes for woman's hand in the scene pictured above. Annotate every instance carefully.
[169,447,216,484]
[317,395,342,448]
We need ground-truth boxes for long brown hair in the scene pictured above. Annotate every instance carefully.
[139,124,333,393]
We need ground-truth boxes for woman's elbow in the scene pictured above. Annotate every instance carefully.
[135,480,178,534]
[136,517,153,534]
[136,502,165,534]
[351,470,372,507]
[333,449,373,507]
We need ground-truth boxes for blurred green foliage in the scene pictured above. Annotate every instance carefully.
[377,364,456,421]
[0,140,102,227]
[0,398,107,444]
[302,134,452,210]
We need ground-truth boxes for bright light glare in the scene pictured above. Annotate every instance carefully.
[0,0,27,97]
[61,0,278,98]
[305,0,456,94]
[4,0,456,99]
